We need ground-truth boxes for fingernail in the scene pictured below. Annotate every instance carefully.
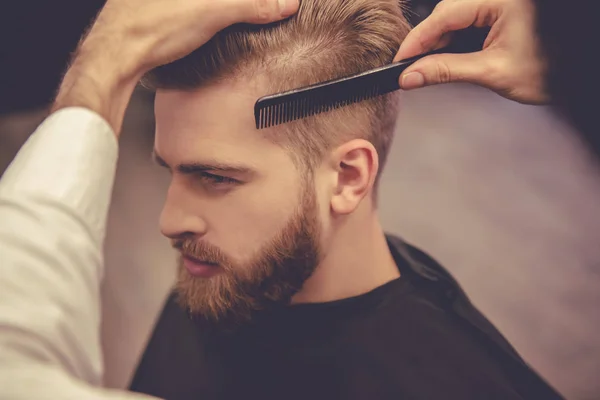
[401,72,425,90]
[279,0,299,17]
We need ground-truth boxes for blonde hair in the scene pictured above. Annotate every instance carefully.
[144,0,411,185]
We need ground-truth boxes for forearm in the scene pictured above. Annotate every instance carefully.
[52,37,143,135]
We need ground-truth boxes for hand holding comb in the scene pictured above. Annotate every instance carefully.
[254,27,489,129]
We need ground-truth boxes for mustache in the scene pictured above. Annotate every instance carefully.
[172,238,230,267]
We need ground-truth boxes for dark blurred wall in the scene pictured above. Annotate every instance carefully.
[0,1,106,113]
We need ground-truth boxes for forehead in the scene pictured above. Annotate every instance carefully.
[153,78,285,167]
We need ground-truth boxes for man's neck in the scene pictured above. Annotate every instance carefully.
[292,211,400,304]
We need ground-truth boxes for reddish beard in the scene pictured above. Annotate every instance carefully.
[173,186,321,327]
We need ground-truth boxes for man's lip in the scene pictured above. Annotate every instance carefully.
[182,254,221,278]
[182,254,218,266]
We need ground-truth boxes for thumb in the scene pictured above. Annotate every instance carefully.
[224,0,300,24]
[399,51,495,90]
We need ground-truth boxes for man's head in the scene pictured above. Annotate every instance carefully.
[148,0,410,325]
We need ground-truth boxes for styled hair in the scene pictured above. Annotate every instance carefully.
[144,0,411,187]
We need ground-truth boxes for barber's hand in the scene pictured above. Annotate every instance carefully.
[394,0,549,105]
[53,0,299,134]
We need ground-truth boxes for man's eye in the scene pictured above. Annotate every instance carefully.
[200,172,239,186]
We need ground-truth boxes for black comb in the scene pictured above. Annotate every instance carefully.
[254,28,488,129]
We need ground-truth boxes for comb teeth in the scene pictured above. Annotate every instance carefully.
[255,79,389,129]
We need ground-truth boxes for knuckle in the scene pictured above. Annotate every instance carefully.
[493,0,520,14]
[431,0,448,15]
[432,0,447,13]
[432,0,456,15]
[254,0,276,22]
[415,33,433,54]
[494,0,512,8]
[434,59,453,84]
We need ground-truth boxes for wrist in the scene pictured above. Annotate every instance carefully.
[52,40,145,136]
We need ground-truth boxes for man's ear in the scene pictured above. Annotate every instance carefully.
[329,139,379,215]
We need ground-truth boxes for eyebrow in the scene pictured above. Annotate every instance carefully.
[151,150,254,175]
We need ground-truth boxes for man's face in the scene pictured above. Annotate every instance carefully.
[154,79,327,326]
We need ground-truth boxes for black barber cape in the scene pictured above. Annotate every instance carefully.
[130,235,564,400]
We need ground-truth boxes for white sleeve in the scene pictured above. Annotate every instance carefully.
[0,107,161,400]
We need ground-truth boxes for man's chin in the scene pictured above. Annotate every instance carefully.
[175,295,256,331]
[174,276,253,327]
[174,275,304,330]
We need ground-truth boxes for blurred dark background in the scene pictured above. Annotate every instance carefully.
[1,2,600,399]
[1,1,105,113]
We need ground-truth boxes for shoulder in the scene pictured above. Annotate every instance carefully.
[387,233,520,353]
[386,234,565,399]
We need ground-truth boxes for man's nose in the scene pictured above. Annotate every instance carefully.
[159,181,207,239]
